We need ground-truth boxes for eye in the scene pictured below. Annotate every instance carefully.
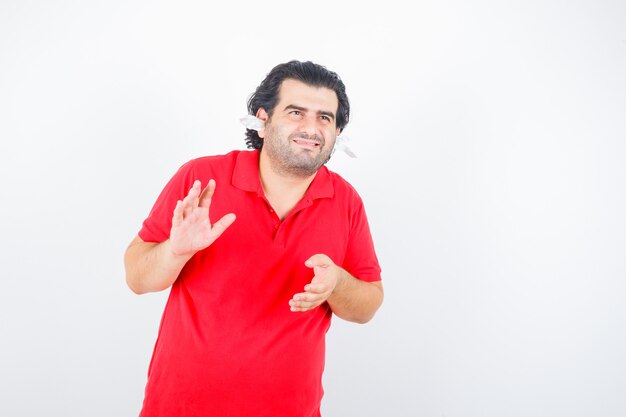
[320,115,332,123]
[287,110,304,121]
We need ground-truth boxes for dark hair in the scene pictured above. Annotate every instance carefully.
[245,60,350,149]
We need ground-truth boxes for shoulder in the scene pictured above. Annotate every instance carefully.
[325,167,363,204]
[159,150,250,190]
[185,150,244,170]
[177,149,257,176]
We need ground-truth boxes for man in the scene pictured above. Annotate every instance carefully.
[125,60,383,417]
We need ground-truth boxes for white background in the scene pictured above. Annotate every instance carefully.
[1,1,625,416]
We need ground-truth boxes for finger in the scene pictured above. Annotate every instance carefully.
[189,180,202,208]
[289,299,312,311]
[181,180,201,217]
[172,200,183,227]
[199,179,216,208]
[303,283,327,294]
[291,305,317,312]
[207,213,236,242]
[189,180,201,195]
[292,292,307,302]
[184,180,202,205]
[305,254,332,268]
[289,297,323,311]
[292,292,326,306]
[181,182,196,208]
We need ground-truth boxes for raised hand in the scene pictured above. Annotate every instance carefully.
[289,254,342,312]
[169,179,236,257]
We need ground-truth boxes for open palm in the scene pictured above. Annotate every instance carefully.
[169,179,236,256]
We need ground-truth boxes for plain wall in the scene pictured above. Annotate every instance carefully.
[1,1,625,416]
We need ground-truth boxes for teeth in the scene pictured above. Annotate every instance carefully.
[294,139,319,146]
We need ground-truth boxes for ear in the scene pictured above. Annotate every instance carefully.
[256,108,269,138]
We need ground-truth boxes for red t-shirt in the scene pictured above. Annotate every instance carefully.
[138,150,381,417]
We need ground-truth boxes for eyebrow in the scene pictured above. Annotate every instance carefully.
[284,104,336,121]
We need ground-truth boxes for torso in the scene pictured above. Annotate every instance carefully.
[137,150,381,417]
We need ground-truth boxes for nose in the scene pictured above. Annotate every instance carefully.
[299,115,320,137]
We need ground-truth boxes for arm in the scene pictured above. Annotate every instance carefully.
[289,254,384,324]
[124,237,191,294]
[124,179,236,294]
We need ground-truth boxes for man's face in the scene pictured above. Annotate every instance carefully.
[257,79,341,178]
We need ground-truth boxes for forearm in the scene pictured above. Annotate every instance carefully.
[124,236,193,294]
[327,269,384,324]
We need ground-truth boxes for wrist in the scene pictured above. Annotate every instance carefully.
[163,239,195,265]
[331,267,349,296]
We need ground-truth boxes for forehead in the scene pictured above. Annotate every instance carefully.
[276,79,339,113]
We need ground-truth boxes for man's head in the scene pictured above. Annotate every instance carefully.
[256,78,340,178]
[245,60,350,150]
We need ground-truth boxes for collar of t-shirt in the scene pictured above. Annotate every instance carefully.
[231,150,335,201]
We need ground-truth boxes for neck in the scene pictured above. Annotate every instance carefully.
[258,149,317,219]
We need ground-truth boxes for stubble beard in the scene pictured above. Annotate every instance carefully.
[263,125,335,178]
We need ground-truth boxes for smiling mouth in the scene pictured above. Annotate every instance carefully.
[292,138,321,149]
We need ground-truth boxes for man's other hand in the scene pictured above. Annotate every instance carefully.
[289,254,341,312]
[170,179,236,257]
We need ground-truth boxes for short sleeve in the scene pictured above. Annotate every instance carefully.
[342,196,382,283]
[138,161,198,243]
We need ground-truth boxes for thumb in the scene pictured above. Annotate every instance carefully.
[305,254,333,269]
[208,213,237,241]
